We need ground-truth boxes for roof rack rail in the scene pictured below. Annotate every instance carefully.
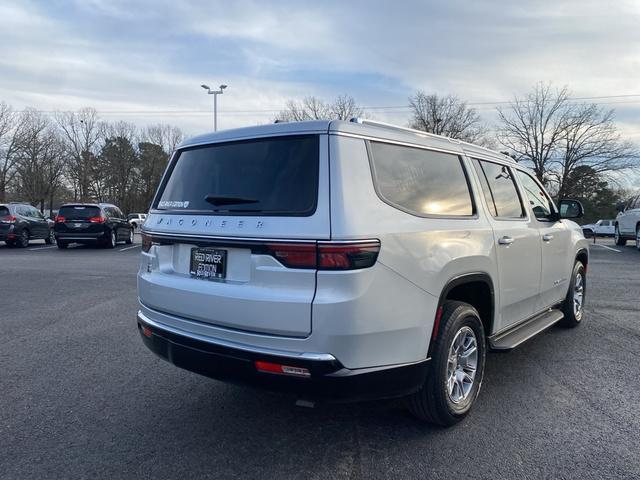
[349,118,461,144]
[349,117,514,161]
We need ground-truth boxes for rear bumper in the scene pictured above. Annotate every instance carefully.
[54,232,105,242]
[137,310,429,402]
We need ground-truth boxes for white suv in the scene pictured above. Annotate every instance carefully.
[137,119,589,425]
[614,195,640,250]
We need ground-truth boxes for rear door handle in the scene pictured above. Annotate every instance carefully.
[498,236,514,245]
[543,234,554,242]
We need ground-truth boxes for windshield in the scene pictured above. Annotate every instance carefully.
[154,135,319,216]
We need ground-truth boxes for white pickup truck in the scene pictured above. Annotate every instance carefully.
[582,219,615,238]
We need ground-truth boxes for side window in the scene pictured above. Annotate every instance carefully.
[632,196,640,210]
[472,159,524,218]
[515,171,555,221]
[369,142,474,216]
[31,207,43,219]
[103,208,112,218]
[115,208,124,219]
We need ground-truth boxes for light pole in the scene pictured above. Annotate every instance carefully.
[201,84,227,131]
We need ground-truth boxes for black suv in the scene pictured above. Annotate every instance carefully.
[54,203,134,249]
[0,202,55,248]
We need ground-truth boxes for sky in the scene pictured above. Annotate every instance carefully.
[1,0,639,148]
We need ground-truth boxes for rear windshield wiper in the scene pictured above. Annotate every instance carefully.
[204,195,260,206]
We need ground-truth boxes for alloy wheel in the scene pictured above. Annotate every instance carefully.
[573,272,584,321]
[19,230,29,248]
[446,326,478,404]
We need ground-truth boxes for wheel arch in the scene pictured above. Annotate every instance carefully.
[576,248,589,270]
[431,273,495,350]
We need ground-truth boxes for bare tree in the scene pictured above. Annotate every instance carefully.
[0,102,26,202]
[13,110,65,211]
[54,108,105,202]
[143,124,185,155]
[497,82,639,195]
[409,92,486,143]
[496,83,571,183]
[553,105,638,198]
[276,95,363,122]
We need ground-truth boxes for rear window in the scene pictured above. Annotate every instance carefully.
[368,142,474,217]
[154,135,319,216]
[0,206,9,217]
[59,206,101,220]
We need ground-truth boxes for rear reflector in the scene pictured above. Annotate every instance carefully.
[255,361,310,377]
[265,240,380,270]
[142,325,153,338]
[141,232,153,252]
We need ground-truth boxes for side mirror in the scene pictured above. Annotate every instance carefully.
[559,199,584,219]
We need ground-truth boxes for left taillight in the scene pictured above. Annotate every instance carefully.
[141,232,153,252]
[55,215,65,223]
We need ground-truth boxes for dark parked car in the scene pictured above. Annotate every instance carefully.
[54,203,134,249]
[0,202,56,248]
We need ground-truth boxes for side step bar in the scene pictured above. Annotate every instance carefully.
[488,309,564,351]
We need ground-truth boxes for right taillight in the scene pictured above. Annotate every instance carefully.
[1,215,17,224]
[265,240,380,270]
[317,241,380,270]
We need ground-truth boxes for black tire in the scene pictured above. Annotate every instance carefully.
[407,301,486,426]
[57,241,68,249]
[125,228,133,245]
[44,229,56,245]
[560,261,586,328]
[614,225,626,246]
[17,229,29,248]
[105,229,117,249]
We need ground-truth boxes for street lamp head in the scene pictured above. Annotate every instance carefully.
[201,84,210,90]
[220,84,227,90]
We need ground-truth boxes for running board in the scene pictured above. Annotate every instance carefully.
[488,309,564,351]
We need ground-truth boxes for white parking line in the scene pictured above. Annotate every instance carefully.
[119,245,141,252]
[28,246,57,251]
[594,244,621,253]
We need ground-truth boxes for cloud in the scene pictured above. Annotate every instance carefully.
[0,0,638,140]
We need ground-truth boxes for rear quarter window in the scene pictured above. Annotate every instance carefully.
[0,206,10,216]
[368,141,474,217]
[154,135,319,216]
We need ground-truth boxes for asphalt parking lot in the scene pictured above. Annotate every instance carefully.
[1,237,639,479]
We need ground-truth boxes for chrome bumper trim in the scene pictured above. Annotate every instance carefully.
[137,310,336,362]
